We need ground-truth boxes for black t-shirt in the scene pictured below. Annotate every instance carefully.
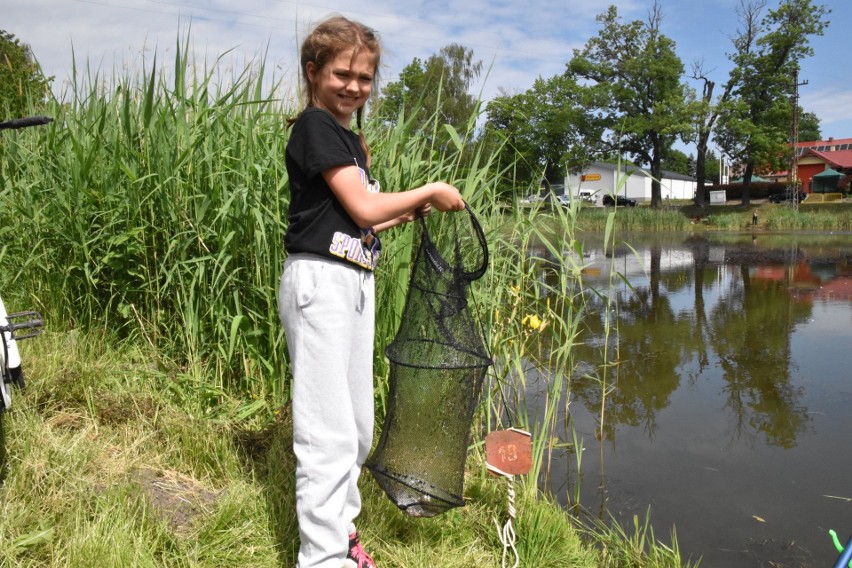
[284,107,381,271]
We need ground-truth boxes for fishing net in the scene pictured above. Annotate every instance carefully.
[367,204,491,517]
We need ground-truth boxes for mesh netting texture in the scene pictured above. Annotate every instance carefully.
[366,205,491,517]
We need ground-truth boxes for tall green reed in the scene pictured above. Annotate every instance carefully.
[478,197,592,499]
[480,172,637,510]
[1,37,292,403]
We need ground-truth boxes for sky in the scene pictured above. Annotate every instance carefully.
[6,0,852,157]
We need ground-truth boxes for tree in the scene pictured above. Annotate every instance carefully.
[689,0,766,207]
[566,4,696,208]
[704,150,722,184]
[484,74,591,192]
[376,57,426,124]
[0,30,51,119]
[796,109,821,142]
[661,148,689,176]
[689,66,719,207]
[375,43,481,134]
[714,0,829,205]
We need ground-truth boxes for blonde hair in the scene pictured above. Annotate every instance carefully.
[295,15,381,165]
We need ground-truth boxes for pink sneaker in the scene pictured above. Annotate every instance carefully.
[344,531,376,568]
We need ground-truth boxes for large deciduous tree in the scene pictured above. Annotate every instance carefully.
[0,30,51,119]
[689,0,766,207]
[566,3,695,208]
[714,0,828,205]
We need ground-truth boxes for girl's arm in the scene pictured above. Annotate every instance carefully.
[322,165,464,228]
[374,204,431,233]
[373,214,411,233]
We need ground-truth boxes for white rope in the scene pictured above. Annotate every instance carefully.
[488,464,519,568]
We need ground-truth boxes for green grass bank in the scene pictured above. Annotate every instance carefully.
[522,200,852,233]
[0,332,692,567]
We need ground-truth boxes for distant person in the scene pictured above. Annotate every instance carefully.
[278,14,465,568]
[752,209,758,226]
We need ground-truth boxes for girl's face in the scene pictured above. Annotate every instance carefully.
[307,48,376,128]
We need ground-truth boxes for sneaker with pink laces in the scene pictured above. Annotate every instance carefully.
[344,531,376,568]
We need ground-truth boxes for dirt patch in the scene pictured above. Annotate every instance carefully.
[96,392,160,426]
[132,466,221,532]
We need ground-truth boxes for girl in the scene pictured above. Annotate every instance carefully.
[278,15,465,568]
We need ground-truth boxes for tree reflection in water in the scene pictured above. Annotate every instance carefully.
[526,232,852,567]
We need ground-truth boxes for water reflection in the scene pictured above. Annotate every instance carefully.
[533,232,852,567]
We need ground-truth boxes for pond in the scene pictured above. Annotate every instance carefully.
[534,231,851,567]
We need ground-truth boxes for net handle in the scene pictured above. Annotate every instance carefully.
[418,201,488,281]
[0,116,53,131]
[462,202,489,281]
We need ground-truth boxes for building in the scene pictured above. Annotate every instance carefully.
[564,161,697,205]
[766,137,852,192]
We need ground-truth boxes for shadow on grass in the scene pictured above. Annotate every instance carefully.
[234,406,300,566]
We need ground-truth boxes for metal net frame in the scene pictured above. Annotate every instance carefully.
[367,204,491,517]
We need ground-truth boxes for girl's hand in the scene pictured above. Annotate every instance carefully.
[415,203,431,218]
[429,183,465,212]
[396,211,416,224]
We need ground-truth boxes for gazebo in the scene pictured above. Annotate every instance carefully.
[811,167,844,193]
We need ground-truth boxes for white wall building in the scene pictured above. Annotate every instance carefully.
[565,161,697,205]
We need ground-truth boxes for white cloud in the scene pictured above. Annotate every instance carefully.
[6,0,851,141]
[799,87,852,140]
[802,89,852,124]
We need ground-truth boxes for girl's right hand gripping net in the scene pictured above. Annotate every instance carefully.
[366,204,491,517]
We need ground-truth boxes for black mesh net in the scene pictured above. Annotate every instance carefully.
[367,204,491,517]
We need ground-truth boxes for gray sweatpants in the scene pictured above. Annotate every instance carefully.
[278,254,375,568]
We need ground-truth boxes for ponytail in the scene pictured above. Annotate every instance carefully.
[356,107,371,167]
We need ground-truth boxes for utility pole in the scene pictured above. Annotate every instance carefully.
[789,68,808,211]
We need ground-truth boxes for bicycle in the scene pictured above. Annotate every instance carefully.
[0,115,51,483]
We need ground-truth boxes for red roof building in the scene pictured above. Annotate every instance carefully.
[768,138,852,192]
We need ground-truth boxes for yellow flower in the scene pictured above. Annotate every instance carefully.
[522,314,542,331]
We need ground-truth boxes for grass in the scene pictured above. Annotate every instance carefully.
[528,200,852,233]
[0,329,667,567]
[680,200,852,231]
[0,332,279,567]
[574,206,693,232]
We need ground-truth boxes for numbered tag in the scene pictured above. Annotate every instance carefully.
[485,428,532,476]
